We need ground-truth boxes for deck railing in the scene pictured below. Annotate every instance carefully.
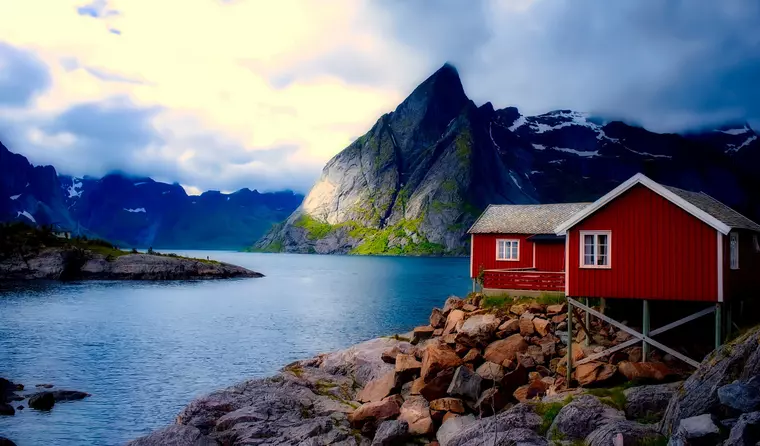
[483,268,565,292]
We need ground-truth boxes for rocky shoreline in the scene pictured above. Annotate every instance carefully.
[121,294,760,445]
[0,247,262,281]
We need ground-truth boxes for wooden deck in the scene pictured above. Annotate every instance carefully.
[483,268,565,292]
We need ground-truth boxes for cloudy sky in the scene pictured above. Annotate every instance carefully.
[1,0,759,194]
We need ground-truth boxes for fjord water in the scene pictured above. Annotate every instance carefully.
[0,252,470,446]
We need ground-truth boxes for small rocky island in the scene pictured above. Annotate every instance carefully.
[127,294,760,445]
[0,223,262,281]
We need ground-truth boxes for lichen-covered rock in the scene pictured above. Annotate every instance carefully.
[660,327,760,436]
[546,395,626,442]
[585,420,664,446]
[623,382,681,421]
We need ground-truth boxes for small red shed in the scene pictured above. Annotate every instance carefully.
[468,203,590,294]
[555,173,760,303]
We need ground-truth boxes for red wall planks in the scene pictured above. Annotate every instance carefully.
[567,184,718,301]
[470,234,567,277]
[534,242,566,272]
[471,234,534,277]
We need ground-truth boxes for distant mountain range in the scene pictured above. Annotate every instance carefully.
[0,142,303,249]
[254,63,760,256]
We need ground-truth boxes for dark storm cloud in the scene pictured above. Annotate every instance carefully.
[377,0,760,132]
[0,43,51,107]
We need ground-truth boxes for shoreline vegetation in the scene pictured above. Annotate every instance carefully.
[127,292,760,445]
[0,223,262,281]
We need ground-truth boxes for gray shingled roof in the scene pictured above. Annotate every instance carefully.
[664,186,760,232]
[468,203,591,234]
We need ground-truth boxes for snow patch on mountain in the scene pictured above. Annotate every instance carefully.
[134,182,148,186]
[17,211,36,223]
[10,194,20,200]
[509,172,523,190]
[531,143,598,157]
[624,147,672,159]
[489,123,500,149]
[719,126,750,136]
[508,115,526,132]
[67,179,83,198]
[532,144,546,150]
[123,208,146,213]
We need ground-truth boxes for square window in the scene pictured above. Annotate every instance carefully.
[496,239,519,261]
[580,231,611,268]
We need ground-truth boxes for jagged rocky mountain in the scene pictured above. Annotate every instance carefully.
[0,142,303,249]
[255,63,760,255]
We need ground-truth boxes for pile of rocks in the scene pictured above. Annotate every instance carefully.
[0,378,89,417]
[345,294,681,443]
[661,326,760,445]
[128,293,703,446]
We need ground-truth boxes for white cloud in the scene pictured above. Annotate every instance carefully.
[0,0,418,192]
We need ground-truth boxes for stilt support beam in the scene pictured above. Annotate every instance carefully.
[567,297,713,369]
[715,303,723,350]
[584,297,591,347]
[642,300,650,362]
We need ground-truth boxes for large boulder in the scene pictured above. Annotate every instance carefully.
[660,327,760,436]
[437,404,543,446]
[617,361,676,382]
[623,382,681,421]
[430,308,446,328]
[668,414,721,446]
[421,343,462,382]
[0,437,17,446]
[371,420,408,446]
[125,425,217,446]
[519,313,536,336]
[443,296,466,315]
[726,411,760,446]
[398,396,434,436]
[483,334,528,365]
[27,392,55,410]
[532,318,551,337]
[443,310,466,335]
[420,368,455,401]
[349,395,403,430]
[394,354,422,385]
[546,395,626,442]
[718,379,760,414]
[358,372,396,403]
[412,325,435,345]
[476,361,505,382]
[0,403,14,416]
[455,314,500,347]
[575,361,617,387]
[320,337,407,386]
[585,420,664,446]
[446,366,482,402]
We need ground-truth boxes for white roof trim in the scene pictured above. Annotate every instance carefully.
[554,173,732,235]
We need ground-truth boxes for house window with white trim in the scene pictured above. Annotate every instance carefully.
[580,231,611,268]
[496,239,519,261]
[730,232,739,270]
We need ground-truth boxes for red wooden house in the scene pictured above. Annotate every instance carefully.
[555,173,760,303]
[468,203,590,294]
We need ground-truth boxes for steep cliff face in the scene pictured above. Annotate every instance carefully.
[256,64,760,255]
[256,65,527,255]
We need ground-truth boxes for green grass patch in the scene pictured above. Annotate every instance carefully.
[294,214,335,240]
[481,294,512,309]
[585,386,628,411]
[635,437,668,446]
[533,395,574,435]
[537,293,565,305]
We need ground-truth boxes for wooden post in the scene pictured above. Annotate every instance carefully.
[715,303,723,350]
[567,298,573,386]
[642,300,650,362]
[584,297,590,347]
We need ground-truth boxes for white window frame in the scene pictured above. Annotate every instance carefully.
[730,232,739,270]
[580,230,612,269]
[496,239,520,261]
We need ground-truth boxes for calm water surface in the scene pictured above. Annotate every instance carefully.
[0,252,470,446]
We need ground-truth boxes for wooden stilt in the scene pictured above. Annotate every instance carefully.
[715,303,723,350]
[642,300,650,362]
[567,298,573,386]
[584,297,590,347]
